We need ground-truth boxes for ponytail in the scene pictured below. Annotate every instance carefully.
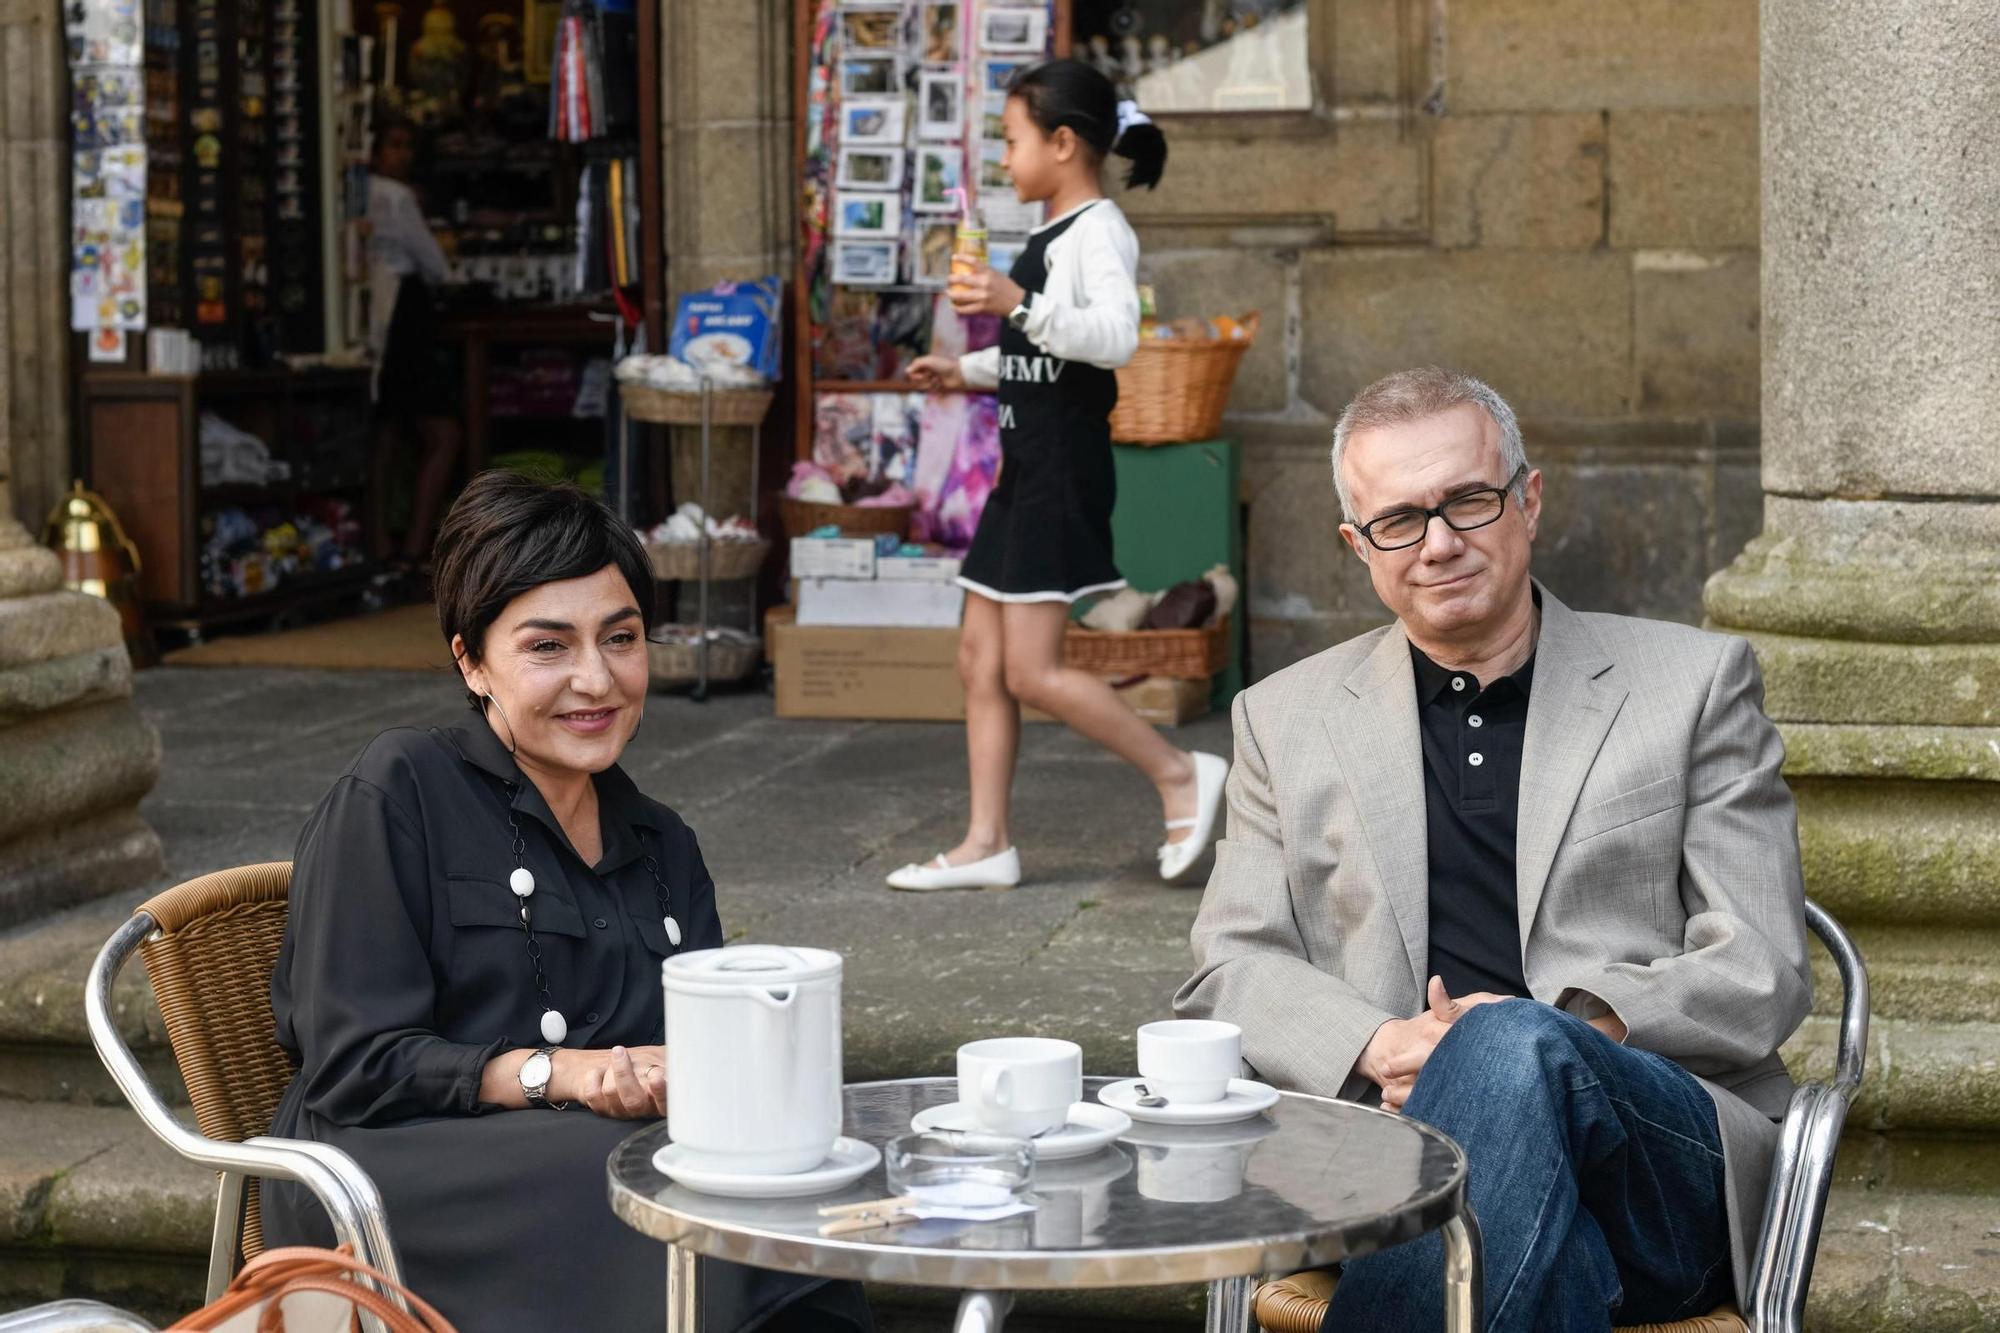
[1111,100,1167,191]
[1008,58,1170,191]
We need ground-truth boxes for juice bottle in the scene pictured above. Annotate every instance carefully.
[949,220,987,297]
[1137,283,1160,339]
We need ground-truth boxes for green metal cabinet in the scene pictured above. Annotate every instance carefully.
[1108,439,1245,708]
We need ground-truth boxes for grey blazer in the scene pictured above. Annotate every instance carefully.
[1175,584,1811,1300]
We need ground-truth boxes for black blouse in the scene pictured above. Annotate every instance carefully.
[270,712,724,1127]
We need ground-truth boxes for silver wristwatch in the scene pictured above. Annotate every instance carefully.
[1007,293,1034,330]
[519,1045,567,1109]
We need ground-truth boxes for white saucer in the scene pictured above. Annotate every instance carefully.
[909,1101,1133,1161]
[1098,1078,1280,1126]
[652,1137,881,1198]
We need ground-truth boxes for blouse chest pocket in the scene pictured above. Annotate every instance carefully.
[627,907,673,956]
[445,874,587,938]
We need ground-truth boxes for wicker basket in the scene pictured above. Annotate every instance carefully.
[1063,616,1231,681]
[1110,313,1261,445]
[779,495,915,541]
[648,629,763,686]
[621,383,775,426]
[644,537,771,582]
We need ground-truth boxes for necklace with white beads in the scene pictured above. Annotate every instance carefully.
[505,791,683,1045]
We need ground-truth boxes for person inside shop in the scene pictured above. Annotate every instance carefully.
[893,59,1229,892]
[261,470,873,1333]
[365,115,465,584]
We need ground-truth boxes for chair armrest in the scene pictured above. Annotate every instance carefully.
[85,913,404,1289]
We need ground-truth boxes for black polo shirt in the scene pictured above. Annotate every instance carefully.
[1411,643,1535,999]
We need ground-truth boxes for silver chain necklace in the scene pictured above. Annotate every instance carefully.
[506,788,683,1045]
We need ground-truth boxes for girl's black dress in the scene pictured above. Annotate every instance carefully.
[262,712,870,1333]
[956,202,1126,604]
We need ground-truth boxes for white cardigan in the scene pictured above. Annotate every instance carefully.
[959,199,1141,389]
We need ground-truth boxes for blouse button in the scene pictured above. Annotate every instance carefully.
[585,1011,600,1024]
[593,916,609,929]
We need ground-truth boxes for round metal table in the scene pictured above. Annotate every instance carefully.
[608,1077,1481,1333]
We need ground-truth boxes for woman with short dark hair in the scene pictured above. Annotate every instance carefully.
[262,470,870,1332]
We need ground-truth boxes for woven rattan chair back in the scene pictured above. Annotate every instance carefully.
[134,861,298,1261]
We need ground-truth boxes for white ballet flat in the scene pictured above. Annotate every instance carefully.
[1158,751,1229,883]
[885,846,1022,891]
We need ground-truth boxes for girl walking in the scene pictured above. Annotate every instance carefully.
[891,59,1227,892]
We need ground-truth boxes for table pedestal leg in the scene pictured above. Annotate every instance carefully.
[1205,1274,1257,1332]
[666,1244,701,1333]
[953,1290,1012,1333]
[1443,1204,1484,1333]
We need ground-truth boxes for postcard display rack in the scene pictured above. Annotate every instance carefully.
[791,0,1070,460]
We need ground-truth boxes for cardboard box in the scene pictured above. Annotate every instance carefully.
[788,537,876,580]
[769,608,1206,725]
[875,555,962,583]
[796,578,966,628]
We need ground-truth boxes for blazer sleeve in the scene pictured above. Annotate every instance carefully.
[1175,691,1399,1102]
[1019,207,1140,370]
[279,775,509,1125]
[1552,637,1814,1075]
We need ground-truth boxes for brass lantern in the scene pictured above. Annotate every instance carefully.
[43,481,153,666]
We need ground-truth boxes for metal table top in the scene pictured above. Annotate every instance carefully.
[608,1076,1467,1290]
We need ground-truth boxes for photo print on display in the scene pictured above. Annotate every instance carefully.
[981,57,1028,93]
[840,55,901,96]
[833,189,900,238]
[914,145,963,211]
[836,145,906,191]
[913,220,955,287]
[842,96,907,145]
[978,6,1046,53]
[920,2,958,63]
[917,69,961,139]
[839,8,900,51]
[831,239,899,287]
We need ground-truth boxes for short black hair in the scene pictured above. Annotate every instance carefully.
[1007,58,1168,189]
[433,470,654,706]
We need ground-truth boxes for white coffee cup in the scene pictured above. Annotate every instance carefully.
[1136,1019,1243,1105]
[958,1037,1082,1138]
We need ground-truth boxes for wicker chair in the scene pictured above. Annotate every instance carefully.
[85,862,403,1306]
[1250,899,1868,1333]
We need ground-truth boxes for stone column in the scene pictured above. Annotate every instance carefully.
[1706,1,1999,1142]
[0,0,164,922]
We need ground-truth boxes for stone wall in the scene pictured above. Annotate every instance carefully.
[0,0,71,534]
[1120,0,1764,673]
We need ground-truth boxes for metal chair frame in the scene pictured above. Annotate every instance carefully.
[1740,898,1869,1333]
[85,908,405,1330]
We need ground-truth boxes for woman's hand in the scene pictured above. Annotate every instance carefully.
[947,265,1026,319]
[563,1045,668,1120]
[907,355,965,391]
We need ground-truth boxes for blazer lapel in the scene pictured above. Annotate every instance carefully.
[1516,587,1627,947]
[1323,625,1428,994]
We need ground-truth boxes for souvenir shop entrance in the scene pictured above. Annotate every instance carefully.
[62,0,668,647]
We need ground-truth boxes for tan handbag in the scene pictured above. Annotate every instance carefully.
[168,1245,457,1333]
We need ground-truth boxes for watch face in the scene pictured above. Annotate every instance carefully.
[520,1052,551,1088]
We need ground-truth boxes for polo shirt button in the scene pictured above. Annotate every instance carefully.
[1468,752,1485,767]
[593,916,609,929]
[1468,715,1483,728]
[1451,677,1467,692]
[585,1011,600,1024]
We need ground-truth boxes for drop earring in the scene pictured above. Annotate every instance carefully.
[484,693,519,755]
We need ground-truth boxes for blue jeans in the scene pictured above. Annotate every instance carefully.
[1324,1000,1733,1333]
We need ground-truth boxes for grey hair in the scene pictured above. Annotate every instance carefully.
[1329,367,1529,524]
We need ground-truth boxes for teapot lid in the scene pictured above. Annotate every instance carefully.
[664,943,842,987]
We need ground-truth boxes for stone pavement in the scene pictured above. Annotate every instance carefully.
[1,666,1996,1327]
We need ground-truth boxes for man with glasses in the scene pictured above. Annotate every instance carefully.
[1176,367,1810,1331]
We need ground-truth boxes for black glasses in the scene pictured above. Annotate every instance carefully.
[1354,465,1528,552]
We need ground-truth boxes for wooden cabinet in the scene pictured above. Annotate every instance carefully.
[80,368,376,632]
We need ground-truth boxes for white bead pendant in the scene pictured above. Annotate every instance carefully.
[664,915,682,947]
[510,867,536,898]
[540,1009,568,1044]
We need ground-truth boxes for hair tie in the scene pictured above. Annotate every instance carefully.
[1115,99,1152,139]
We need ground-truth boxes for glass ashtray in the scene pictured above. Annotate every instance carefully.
[885,1131,1035,1203]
